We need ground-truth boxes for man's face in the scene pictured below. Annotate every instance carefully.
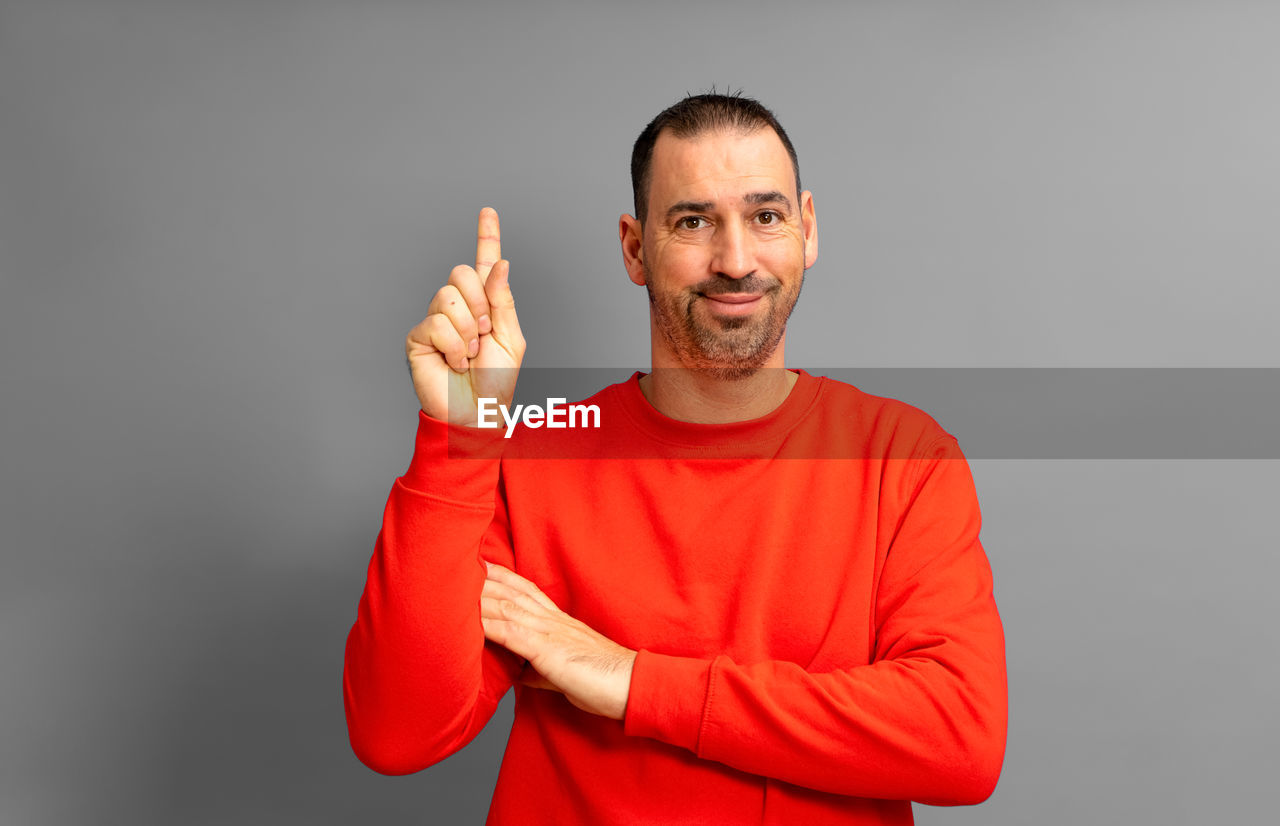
[622,126,817,377]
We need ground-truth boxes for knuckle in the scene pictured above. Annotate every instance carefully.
[451,273,487,304]
[448,270,476,294]
[427,322,460,354]
[425,314,452,336]
[428,286,454,313]
[437,284,463,307]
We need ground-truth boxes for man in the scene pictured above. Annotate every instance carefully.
[344,93,1007,824]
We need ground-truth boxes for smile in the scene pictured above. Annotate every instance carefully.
[700,293,766,316]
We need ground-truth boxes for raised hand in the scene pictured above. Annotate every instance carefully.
[405,208,526,425]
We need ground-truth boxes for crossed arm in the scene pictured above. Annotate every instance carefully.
[480,532,1005,805]
[345,423,1006,804]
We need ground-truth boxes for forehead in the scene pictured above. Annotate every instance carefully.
[648,127,795,210]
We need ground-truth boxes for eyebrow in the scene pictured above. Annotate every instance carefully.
[664,191,793,221]
[744,190,792,211]
[665,200,714,219]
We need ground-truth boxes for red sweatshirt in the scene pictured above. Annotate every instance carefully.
[344,371,1007,824]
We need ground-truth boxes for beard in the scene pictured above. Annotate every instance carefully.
[644,265,804,381]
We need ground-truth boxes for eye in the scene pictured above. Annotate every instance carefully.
[677,216,706,230]
[756,211,780,225]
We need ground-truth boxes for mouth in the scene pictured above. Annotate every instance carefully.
[700,292,766,316]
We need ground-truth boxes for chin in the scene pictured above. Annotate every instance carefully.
[700,362,768,381]
[685,331,784,380]
[649,281,794,378]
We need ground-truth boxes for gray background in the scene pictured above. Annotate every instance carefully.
[3,0,1277,823]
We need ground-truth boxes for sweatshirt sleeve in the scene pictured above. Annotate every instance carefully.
[343,411,523,775]
[623,436,1007,805]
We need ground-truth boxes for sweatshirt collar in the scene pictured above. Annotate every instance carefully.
[611,369,823,451]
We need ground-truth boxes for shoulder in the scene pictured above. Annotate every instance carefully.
[800,373,960,460]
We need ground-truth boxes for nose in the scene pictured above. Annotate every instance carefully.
[710,221,755,280]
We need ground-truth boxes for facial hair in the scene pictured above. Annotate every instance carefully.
[644,265,804,381]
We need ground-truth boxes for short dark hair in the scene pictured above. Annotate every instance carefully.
[630,92,801,224]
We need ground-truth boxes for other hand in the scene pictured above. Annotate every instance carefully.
[481,563,636,720]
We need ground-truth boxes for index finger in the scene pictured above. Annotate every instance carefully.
[475,207,501,281]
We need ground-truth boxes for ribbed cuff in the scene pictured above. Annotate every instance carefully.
[401,411,508,502]
[623,649,716,754]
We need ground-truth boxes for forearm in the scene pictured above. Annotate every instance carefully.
[625,619,1006,803]
[343,412,518,774]
[626,439,1007,803]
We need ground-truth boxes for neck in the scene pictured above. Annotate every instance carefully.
[638,364,798,424]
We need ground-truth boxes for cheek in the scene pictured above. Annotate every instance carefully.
[759,235,806,271]
[651,244,708,285]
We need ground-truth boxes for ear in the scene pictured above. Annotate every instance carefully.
[801,190,818,269]
[619,214,647,286]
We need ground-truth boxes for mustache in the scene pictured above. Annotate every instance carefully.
[695,274,779,296]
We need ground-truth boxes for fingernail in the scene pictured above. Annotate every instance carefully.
[459,356,469,371]
[478,315,492,334]
[469,338,479,357]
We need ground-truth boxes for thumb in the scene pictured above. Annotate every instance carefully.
[484,259,524,348]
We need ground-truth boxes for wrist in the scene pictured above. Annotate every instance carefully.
[401,410,507,494]
[608,649,638,721]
